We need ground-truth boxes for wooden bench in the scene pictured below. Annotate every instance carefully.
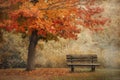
[66,54,100,72]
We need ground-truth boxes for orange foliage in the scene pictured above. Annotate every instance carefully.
[0,0,108,40]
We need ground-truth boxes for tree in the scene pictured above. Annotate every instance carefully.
[0,0,108,71]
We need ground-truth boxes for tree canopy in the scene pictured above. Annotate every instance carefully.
[0,0,108,40]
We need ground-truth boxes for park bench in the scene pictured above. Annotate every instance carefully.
[66,54,100,72]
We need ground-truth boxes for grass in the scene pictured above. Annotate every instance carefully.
[0,68,120,80]
[52,69,120,80]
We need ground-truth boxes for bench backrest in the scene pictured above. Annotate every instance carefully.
[66,54,98,63]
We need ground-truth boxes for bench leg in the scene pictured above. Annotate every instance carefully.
[71,66,74,72]
[91,66,95,71]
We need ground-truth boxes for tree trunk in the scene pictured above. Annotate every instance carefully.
[26,30,39,71]
[0,30,3,42]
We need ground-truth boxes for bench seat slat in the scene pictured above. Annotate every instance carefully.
[67,63,100,66]
[67,59,97,62]
[67,54,97,59]
[67,57,97,59]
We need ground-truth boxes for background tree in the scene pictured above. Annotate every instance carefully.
[0,0,108,71]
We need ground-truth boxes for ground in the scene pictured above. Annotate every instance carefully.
[0,68,120,80]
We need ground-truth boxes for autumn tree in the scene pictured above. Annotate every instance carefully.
[0,0,108,71]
